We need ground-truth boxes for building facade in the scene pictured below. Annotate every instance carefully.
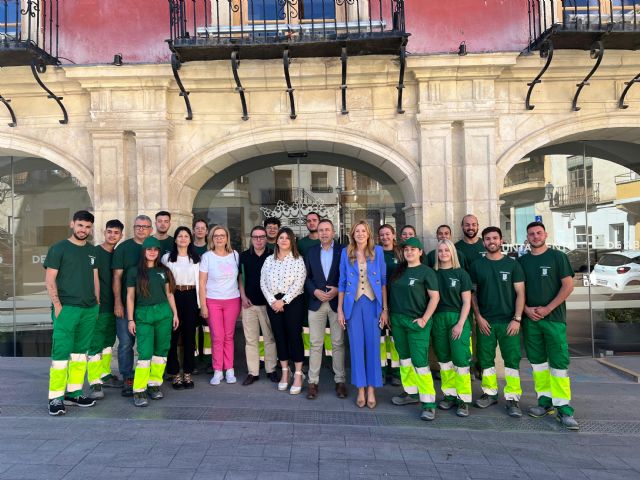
[1,0,640,356]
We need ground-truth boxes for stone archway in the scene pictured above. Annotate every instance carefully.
[169,126,421,228]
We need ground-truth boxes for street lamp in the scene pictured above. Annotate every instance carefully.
[545,182,554,205]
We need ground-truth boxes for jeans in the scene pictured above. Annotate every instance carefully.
[116,315,135,380]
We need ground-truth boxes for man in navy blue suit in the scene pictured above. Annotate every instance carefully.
[304,219,347,400]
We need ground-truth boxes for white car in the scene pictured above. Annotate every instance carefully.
[589,250,640,291]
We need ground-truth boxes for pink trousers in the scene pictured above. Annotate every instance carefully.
[206,297,241,371]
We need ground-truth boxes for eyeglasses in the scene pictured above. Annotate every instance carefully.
[251,235,267,240]
[134,225,152,230]
[213,234,227,239]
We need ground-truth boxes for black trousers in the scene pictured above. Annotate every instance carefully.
[266,294,304,363]
[166,289,198,375]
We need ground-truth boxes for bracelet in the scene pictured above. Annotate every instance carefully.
[128,320,135,323]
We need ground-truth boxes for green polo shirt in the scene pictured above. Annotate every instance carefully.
[425,248,468,270]
[193,244,208,257]
[435,267,472,313]
[383,249,401,278]
[297,236,320,257]
[43,240,97,308]
[455,239,486,268]
[517,248,574,323]
[469,255,524,323]
[126,266,169,307]
[95,245,115,314]
[156,235,174,257]
[112,238,143,304]
[389,264,439,318]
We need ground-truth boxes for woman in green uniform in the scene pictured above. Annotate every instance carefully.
[378,224,402,386]
[389,237,440,421]
[432,239,473,417]
[126,237,179,407]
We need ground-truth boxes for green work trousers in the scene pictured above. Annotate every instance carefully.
[432,311,472,404]
[476,322,522,401]
[391,313,436,409]
[87,312,117,385]
[48,304,99,400]
[132,302,173,393]
[522,318,574,416]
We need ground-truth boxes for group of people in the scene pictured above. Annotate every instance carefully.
[44,209,579,430]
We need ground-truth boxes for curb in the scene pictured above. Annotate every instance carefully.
[597,358,640,383]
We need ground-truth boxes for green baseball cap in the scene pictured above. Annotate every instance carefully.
[401,237,423,250]
[142,237,161,249]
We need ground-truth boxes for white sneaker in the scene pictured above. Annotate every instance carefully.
[209,370,223,385]
[225,369,237,384]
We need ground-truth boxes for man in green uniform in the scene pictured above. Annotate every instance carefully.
[469,226,525,418]
[518,221,578,431]
[44,210,100,416]
[297,212,321,356]
[389,237,440,420]
[455,215,486,267]
[192,218,209,256]
[153,210,174,256]
[112,214,152,396]
[264,217,281,252]
[425,225,467,270]
[87,219,124,399]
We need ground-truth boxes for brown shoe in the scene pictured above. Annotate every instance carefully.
[307,383,318,399]
[335,382,347,399]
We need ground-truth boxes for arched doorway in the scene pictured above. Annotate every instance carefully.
[0,153,93,357]
[499,127,640,358]
[192,151,406,249]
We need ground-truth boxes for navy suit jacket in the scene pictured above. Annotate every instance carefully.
[304,242,343,312]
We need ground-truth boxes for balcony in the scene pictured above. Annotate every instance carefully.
[167,0,409,120]
[528,1,640,50]
[550,183,600,208]
[168,0,407,61]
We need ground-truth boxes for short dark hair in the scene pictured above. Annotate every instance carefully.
[481,226,503,239]
[264,217,281,228]
[193,218,208,229]
[401,224,416,235]
[156,210,171,219]
[105,219,124,231]
[73,210,94,223]
[251,225,267,236]
[306,212,320,221]
[526,221,546,232]
[436,224,451,233]
[318,218,334,228]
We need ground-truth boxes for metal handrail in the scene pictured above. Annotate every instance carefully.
[0,0,59,60]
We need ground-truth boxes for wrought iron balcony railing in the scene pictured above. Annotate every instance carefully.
[0,0,64,127]
[167,0,409,121]
[550,183,600,208]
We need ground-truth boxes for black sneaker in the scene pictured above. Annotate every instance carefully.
[506,400,523,418]
[102,375,124,388]
[121,378,133,397]
[147,385,164,400]
[48,398,66,416]
[133,392,149,407]
[63,395,96,407]
[456,403,469,417]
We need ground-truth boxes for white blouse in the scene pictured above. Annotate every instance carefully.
[161,252,201,308]
[260,252,306,305]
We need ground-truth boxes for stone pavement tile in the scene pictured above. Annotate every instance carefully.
[404,461,441,477]
[373,445,404,461]
[520,464,557,480]
[347,459,409,476]
[435,463,467,477]
[111,452,175,468]
[463,464,529,479]
[0,463,72,480]
[129,467,196,480]
[206,444,265,457]
[45,451,92,466]
[429,449,489,465]
[482,452,519,466]
[36,439,100,454]
[287,457,319,474]
[0,465,10,475]
[550,466,589,479]
[61,465,135,480]
[221,472,257,480]
[0,451,58,466]
[168,452,207,469]
[96,439,152,454]
[1,438,47,452]
[580,469,640,480]
[592,455,637,470]
[259,472,319,480]
[318,459,348,475]
[225,456,290,472]
[319,446,375,460]
[400,448,432,463]
[191,471,227,480]
[262,445,291,458]
[293,433,346,447]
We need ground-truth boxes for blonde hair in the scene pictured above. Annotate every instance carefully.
[347,220,376,264]
[208,225,233,254]
[433,239,461,270]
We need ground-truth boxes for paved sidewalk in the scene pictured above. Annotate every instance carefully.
[1,356,639,480]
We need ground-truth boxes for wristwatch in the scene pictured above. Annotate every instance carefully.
[512,316,521,323]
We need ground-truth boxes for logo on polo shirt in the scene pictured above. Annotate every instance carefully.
[540,266,550,277]
[88,255,95,266]
[500,271,510,282]
[408,277,418,286]
[158,272,166,280]
[480,252,487,258]
[449,278,458,288]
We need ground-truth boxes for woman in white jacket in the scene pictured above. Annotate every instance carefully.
[161,226,201,389]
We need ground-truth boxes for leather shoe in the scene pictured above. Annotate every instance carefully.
[307,383,318,399]
[267,371,279,383]
[242,374,259,386]
[335,382,347,399]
